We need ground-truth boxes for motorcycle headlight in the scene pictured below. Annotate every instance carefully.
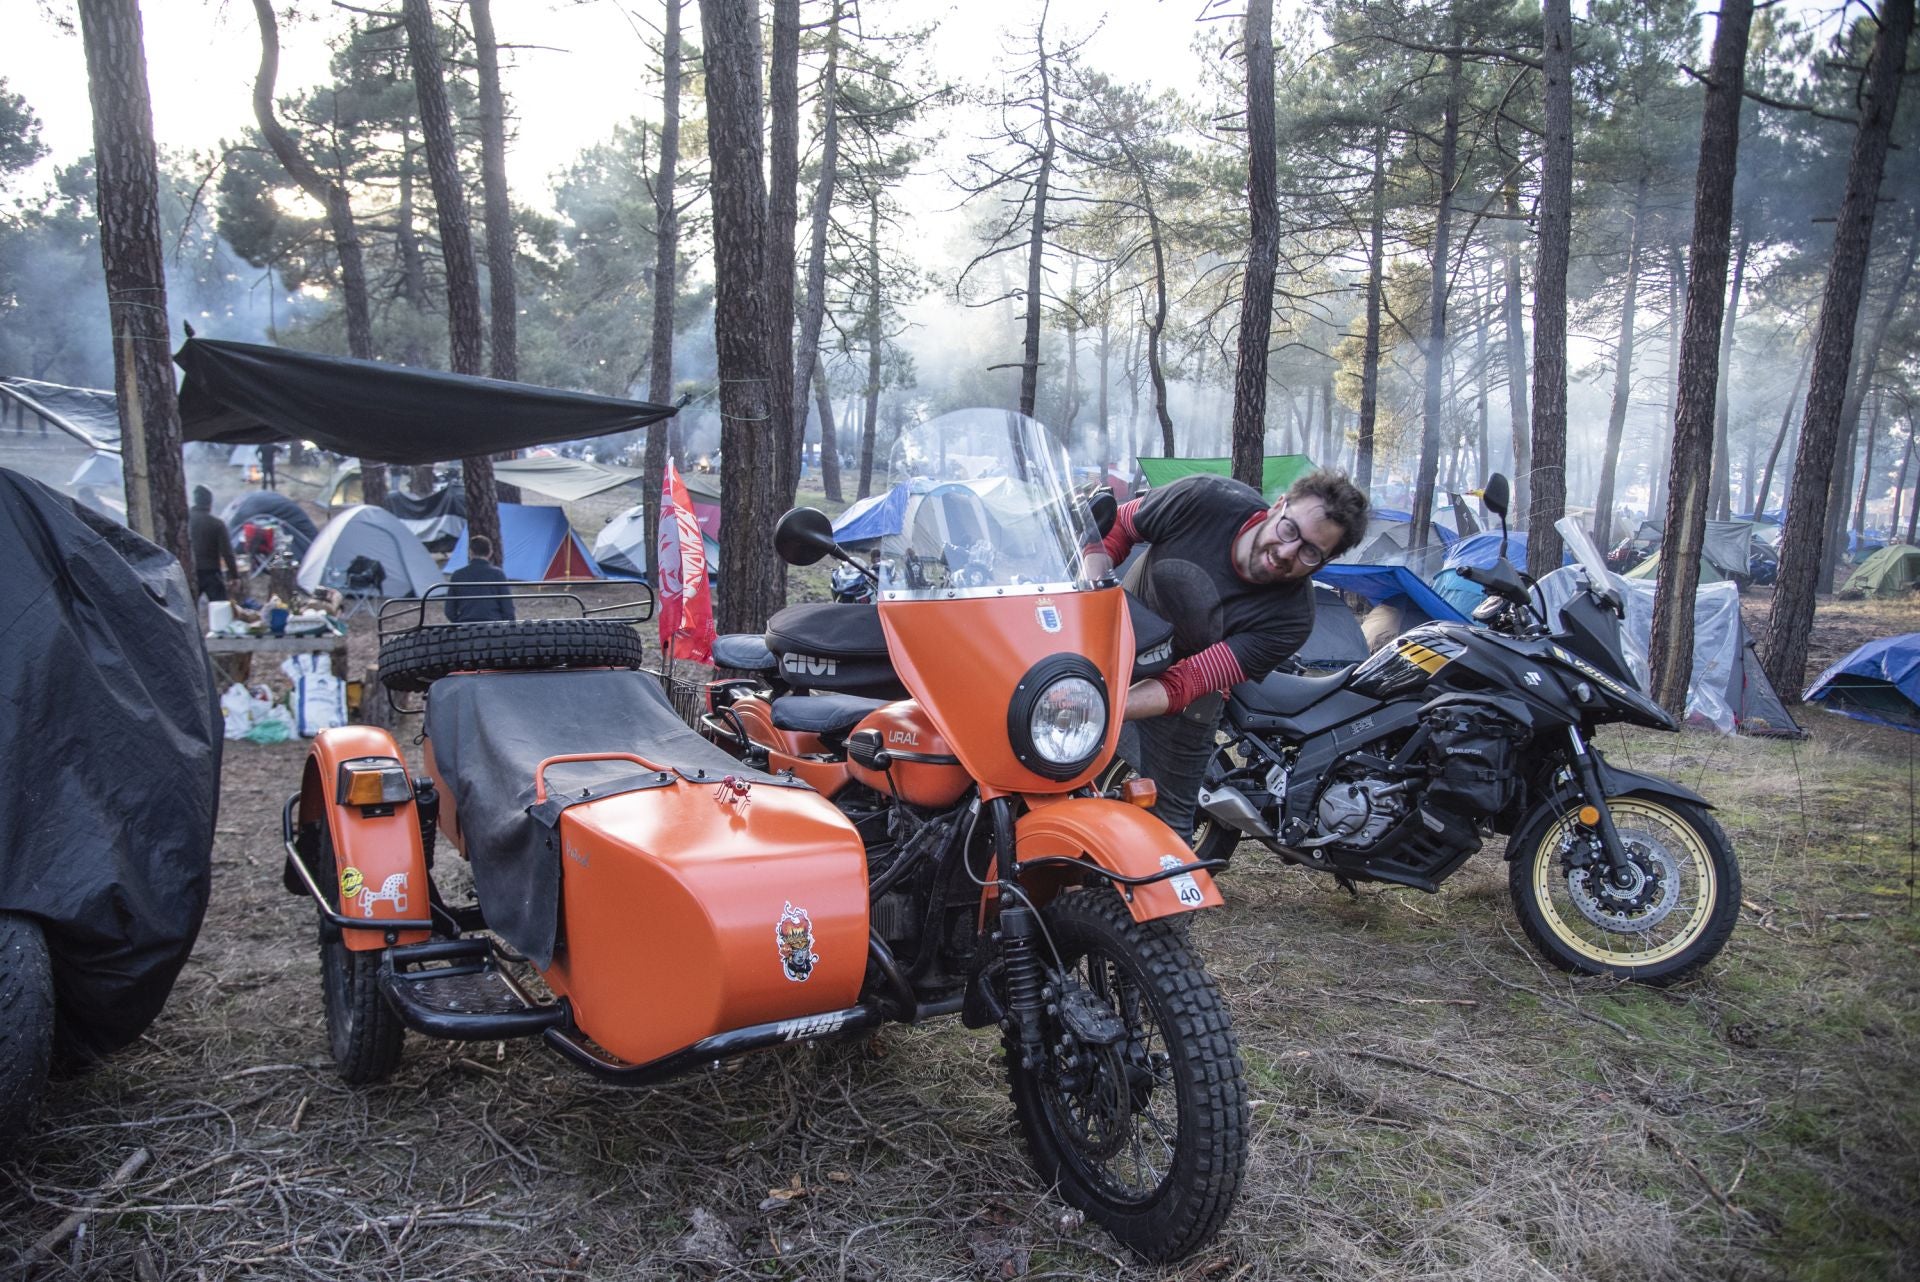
[1008,656,1109,780]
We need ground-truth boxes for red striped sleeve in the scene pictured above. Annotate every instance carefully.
[1155,641,1246,714]
[1102,498,1143,563]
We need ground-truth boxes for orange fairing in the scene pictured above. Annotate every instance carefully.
[299,726,431,952]
[1016,798,1224,923]
[541,776,869,1067]
[879,587,1133,794]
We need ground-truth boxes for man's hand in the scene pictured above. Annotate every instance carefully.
[1124,678,1170,722]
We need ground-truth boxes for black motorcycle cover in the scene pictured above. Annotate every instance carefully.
[0,470,220,1057]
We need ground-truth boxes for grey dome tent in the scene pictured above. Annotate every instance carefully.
[298,505,444,598]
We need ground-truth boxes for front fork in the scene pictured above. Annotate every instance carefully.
[1563,726,1636,882]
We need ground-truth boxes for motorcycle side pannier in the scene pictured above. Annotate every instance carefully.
[1424,703,1524,814]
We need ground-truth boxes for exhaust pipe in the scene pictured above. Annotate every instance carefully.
[1196,784,1275,840]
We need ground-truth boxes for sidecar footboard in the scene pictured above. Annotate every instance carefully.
[542,1004,889,1084]
[377,937,569,1041]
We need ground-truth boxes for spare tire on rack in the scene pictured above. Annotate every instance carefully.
[378,619,649,693]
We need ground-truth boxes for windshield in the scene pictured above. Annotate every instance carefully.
[865,408,1107,601]
[1556,516,1613,591]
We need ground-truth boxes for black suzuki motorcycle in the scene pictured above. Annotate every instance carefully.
[1181,475,1739,985]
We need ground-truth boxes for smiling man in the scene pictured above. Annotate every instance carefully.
[1103,469,1369,838]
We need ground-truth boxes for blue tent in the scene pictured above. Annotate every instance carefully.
[447,503,602,580]
[1804,633,1920,732]
[1431,569,1487,619]
[1368,507,1457,545]
[1316,563,1466,623]
[832,484,914,545]
[1445,530,1528,571]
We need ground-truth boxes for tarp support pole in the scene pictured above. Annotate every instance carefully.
[0,382,114,452]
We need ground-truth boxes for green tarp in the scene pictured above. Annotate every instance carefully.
[1624,549,1729,585]
[1841,544,1920,598]
[1137,455,1316,503]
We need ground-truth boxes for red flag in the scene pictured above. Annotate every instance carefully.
[657,459,715,664]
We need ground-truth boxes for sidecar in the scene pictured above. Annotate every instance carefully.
[281,599,890,1084]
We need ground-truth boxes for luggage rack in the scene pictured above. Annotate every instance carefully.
[377,579,656,637]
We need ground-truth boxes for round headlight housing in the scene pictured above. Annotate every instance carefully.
[1008,655,1109,780]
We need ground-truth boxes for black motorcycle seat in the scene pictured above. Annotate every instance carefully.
[1128,595,1176,676]
[1231,664,1358,717]
[712,632,777,672]
[765,601,890,659]
[770,693,888,738]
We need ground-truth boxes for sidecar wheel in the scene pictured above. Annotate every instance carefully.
[1005,888,1247,1262]
[316,829,404,1083]
[378,619,648,693]
[1508,794,1740,986]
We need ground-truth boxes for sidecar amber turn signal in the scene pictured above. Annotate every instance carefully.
[1123,779,1158,809]
[338,758,412,807]
[1578,805,1601,827]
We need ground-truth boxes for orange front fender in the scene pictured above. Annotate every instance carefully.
[297,726,431,952]
[1014,797,1224,923]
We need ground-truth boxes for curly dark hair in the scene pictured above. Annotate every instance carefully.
[1286,468,1370,559]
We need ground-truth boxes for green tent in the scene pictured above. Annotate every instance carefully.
[1841,543,1920,598]
[1137,455,1316,503]
[1623,549,1728,585]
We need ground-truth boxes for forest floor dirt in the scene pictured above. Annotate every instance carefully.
[3,483,1919,1280]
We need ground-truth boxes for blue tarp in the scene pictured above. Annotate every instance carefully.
[1316,563,1466,623]
[447,503,603,580]
[1803,633,1920,733]
[1431,568,1487,619]
[1369,508,1457,545]
[1445,531,1527,571]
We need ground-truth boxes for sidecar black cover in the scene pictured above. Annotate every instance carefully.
[0,470,220,1058]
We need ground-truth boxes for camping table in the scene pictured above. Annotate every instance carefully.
[203,632,349,686]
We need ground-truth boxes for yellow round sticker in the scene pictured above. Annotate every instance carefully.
[339,867,364,900]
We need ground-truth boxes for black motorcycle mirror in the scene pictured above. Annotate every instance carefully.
[1483,473,1511,559]
[773,506,878,583]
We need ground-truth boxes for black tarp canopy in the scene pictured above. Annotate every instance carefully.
[175,337,678,466]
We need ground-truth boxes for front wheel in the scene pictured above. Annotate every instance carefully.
[1508,793,1740,985]
[316,827,405,1083]
[1005,888,1247,1262]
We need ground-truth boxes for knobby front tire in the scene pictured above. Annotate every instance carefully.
[1005,887,1248,1262]
[0,913,54,1143]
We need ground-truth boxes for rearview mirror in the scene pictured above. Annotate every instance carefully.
[1087,488,1117,538]
[773,507,837,567]
[1483,474,1510,520]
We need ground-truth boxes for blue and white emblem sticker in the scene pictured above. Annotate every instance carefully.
[1036,601,1063,633]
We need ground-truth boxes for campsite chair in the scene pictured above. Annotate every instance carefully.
[326,555,388,620]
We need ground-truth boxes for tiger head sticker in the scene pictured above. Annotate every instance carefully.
[775,901,817,982]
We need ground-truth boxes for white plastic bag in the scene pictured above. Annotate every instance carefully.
[280,653,347,737]
[220,683,253,740]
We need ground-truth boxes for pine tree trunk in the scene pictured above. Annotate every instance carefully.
[1650,246,1684,520]
[471,0,515,383]
[643,0,684,560]
[1648,0,1754,716]
[859,197,883,500]
[1526,0,1574,578]
[249,0,387,506]
[1147,210,1174,457]
[702,0,780,633]
[1593,180,1646,549]
[77,0,190,572]
[766,0,801,510]
[1356,128,1387,490]
[1762,0,1913,698]
[1853,392,1881,536]
[1230,0,1277,493]
[1502,187,1531,522]
[1890,422,1912,537]
[1412,47,1461,551]
[403,0,497,554]
[1474,265,1489,483]
[791,0,841,499]
[815,354,841,502]
[1709,228,1749,520]
[1753,342,1810,520]
[1019,33,1056,419]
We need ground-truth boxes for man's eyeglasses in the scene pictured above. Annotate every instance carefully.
[1274,511,1328,568]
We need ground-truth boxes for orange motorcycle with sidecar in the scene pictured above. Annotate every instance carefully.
[281,408,1248,1262]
